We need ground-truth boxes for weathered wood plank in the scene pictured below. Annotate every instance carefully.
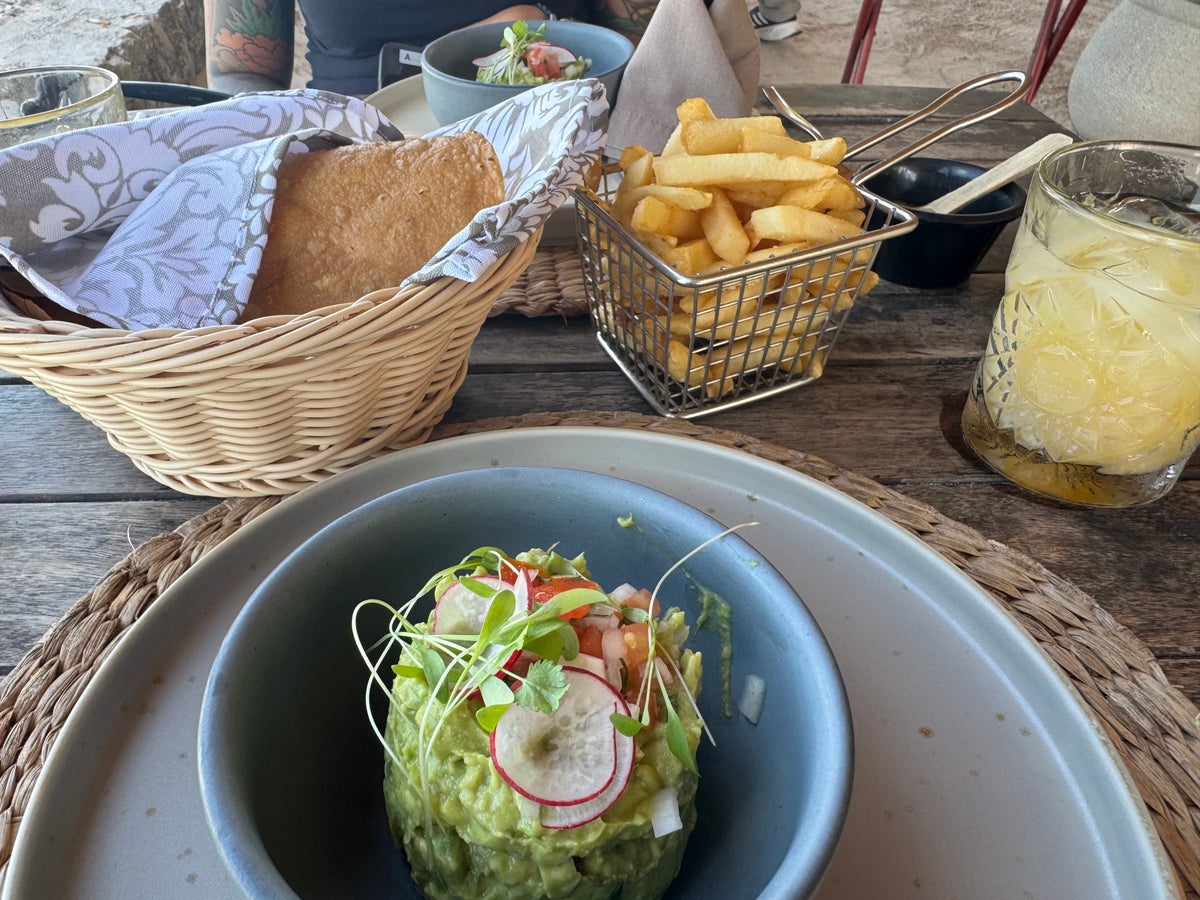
[9,351,1195,497]
[762,84,1059,125]
[0,382,183,496]
[898,480,1200,651]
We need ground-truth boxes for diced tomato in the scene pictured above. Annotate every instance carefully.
[576,624,605,658]
[525,45,561,79]
[622,588,660,617]
[621,622,651,670]
[529,575,600,619]
[500,557,546,580]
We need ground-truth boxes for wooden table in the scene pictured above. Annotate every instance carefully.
[1,83,1196,713]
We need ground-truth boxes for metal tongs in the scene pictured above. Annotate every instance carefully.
[762,70,1030,186]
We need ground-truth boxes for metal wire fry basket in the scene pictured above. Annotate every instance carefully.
[574,168,918,418]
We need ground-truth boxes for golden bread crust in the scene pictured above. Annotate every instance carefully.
[241,132,505,320]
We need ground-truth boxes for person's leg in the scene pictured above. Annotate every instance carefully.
[749,0,800,42]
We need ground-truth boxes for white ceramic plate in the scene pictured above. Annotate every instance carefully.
[2,428,1176,899]
[365,74,578,246]
[365,73,441,138]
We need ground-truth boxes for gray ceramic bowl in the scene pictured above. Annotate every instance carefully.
[198,466,852,899]
[863,157,1027,288]
[421,21,633,125]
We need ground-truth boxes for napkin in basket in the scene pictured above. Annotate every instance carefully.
[607,0,761,155]
[0,81,607,331]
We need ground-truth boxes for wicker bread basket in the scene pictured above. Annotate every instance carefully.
[0,235,537,497]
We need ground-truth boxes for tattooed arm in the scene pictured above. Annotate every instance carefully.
[589,0,659,43]
[204,0,295,93]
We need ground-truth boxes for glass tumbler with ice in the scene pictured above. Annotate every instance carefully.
[961,140,1200,507]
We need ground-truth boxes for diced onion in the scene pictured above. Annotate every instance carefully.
[649,785,682,837]
[515,792,541,821]
[738,673,766,724]
[582,612,619,632]
[609,583,638,603]
[601,627,627,658]
[601,628,626,689]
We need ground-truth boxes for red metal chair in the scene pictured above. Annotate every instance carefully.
[842,0,1088,100]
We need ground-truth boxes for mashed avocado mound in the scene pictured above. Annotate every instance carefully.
[380,580,704,900]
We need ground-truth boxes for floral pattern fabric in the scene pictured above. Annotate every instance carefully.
[0,81,607,330]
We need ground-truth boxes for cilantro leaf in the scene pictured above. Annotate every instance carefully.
[515,659,568,714]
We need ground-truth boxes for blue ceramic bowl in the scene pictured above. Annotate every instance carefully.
[198,466,851,899]
[863,157,1027,288]
[421,20,633,125]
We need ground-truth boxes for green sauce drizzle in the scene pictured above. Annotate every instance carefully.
[695,587,734,718]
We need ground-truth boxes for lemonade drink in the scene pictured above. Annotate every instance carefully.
[961,141,1200,506]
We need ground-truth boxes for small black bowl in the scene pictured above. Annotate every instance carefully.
[863,158,1027,288]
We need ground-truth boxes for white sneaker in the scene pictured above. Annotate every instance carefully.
[749,6,801,42]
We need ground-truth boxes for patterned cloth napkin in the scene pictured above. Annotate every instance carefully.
[607,0,761,155]
[0,80,607,331]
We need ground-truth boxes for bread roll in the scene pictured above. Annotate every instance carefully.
[241,132,505,321]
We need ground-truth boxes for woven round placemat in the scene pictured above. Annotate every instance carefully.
[1,411,1196,895]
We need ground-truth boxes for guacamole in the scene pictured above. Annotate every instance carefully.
[382,609,703,900]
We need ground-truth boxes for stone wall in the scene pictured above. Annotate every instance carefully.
[4,0,204,86]
[101,0,206,87]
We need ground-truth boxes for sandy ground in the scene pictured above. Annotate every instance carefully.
[4,0,1121,128]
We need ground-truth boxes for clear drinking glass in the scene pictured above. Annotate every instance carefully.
[0,65,127,150]
[961,140,1200,507]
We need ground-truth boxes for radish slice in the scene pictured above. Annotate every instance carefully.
[433,572,532,671]
[649,785,682,837]
[433,573,530,635]
[526,41,578,64]
[540,696,635,830]
[490,667,628,806]
[562,652,606,681]
[472,49,507,67]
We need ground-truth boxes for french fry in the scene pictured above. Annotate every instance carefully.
[705,330,823,399]
[827,208,867,228]
[723,180,793,208]
[738,129,814,157]
[619,144,657,177]
[681,116,787,155]
[630,196,704,241]
[661,237,720,274]
[653,153,837,189]
[667,339,708,386]
[676,97,717,122]
[611,147,656,222]
[662,97,717,156]
[667,293,832,342]
[626,184,714,211]
[804,137,848,166]
[777,176,864,212]
[699,188,750,265]
[746,205,865,247]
